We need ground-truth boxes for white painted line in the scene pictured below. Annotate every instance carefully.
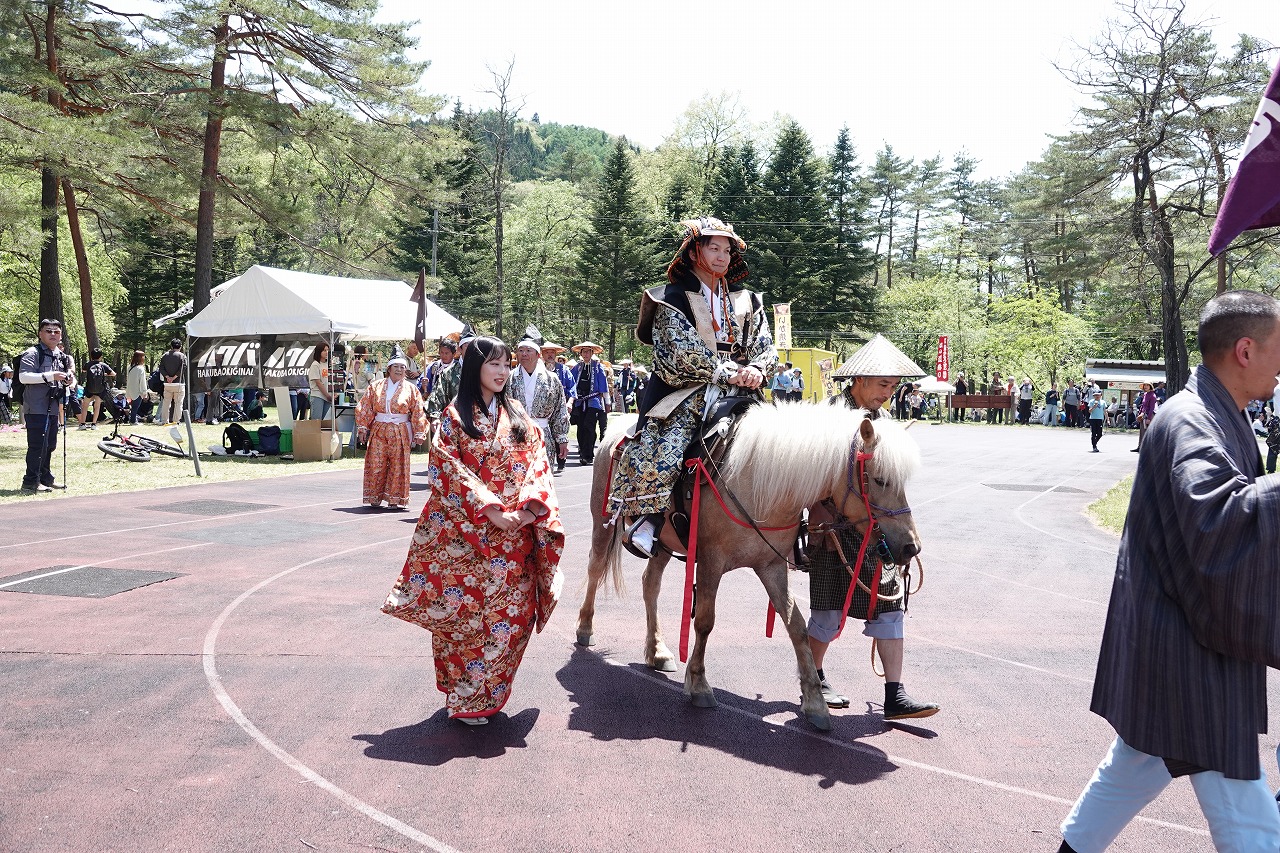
[553,626,1208,838]
[1013,457,1119,554]
[202,535,463,853]
[928,555,1108,609]
[0,497,347,550]
[788,585,1098,684]
[910,635,1094,684]
[0,543,207,590]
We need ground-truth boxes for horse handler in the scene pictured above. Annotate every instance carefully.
[809,334,939,721]
[607,216,777,558]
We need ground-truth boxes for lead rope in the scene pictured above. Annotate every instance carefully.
[868,555,926,677]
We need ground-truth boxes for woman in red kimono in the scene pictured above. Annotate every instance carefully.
[355,356,427,509]
[381,337,564,725]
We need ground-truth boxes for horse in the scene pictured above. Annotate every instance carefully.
[575,400,922,731]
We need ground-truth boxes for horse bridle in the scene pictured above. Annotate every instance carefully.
[845,444,913,521]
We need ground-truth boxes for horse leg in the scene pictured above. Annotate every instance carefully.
[642,552,676,671]
[575,518,612,646]
[753,564,831,731]
[576,439,623,647]
[684,564,724,708]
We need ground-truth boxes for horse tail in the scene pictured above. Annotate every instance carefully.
[587,431,629,598]
[604,516,626,596]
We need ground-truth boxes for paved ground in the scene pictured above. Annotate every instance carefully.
[0,421,1270,851]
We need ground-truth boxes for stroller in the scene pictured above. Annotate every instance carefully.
[216,390,247,422]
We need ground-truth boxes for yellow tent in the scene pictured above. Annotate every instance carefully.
[773,347,838,403]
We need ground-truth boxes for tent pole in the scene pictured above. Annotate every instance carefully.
[329,326,336,462]
[185,332,202,475]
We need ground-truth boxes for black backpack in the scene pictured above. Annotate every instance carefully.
[223,422,254,453]
[11,346,37,405]
[148,369,164,394]
[83,361,109,396]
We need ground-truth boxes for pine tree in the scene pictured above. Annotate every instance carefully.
[169,0,428,314]
[868,145,914,289]
[577,139,657,358]
[753,121,830,340]
[904,155,946,276]
[389,116,493,324]
[709,142,762,238]
[706,143,764,282]
[820,127,876,347]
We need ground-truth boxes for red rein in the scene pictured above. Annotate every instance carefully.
[762,451,881,646]
[680,456,802,662]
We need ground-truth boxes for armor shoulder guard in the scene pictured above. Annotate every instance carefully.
[636,284,693,346]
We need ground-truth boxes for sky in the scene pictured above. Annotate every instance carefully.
[379,0,1276,179]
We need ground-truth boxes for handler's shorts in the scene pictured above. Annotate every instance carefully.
[808,608,904,643]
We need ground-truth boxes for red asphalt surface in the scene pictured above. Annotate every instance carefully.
[1,422,1272,852]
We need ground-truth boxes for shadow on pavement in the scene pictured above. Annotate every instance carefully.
[556,647,894,789]
[352,707,540,765]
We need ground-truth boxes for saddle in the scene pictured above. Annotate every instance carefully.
[666,394,760,549]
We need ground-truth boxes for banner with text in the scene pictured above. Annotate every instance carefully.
[936,335,950,382]
[191,336,322,393]
[773,303,792,350]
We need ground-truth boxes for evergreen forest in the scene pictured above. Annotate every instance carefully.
[2,0,1278,395]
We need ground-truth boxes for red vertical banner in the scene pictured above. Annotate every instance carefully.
[936,335,950,381]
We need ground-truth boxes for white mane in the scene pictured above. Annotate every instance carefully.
[720,401,921,516]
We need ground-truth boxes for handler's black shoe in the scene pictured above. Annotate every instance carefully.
[883,681,939,720]
[817,669,850,708]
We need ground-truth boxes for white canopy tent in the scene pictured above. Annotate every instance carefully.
[151,277,237,328]
[184,265,463,340]
[916,375,955,394]
[182,265,464,452]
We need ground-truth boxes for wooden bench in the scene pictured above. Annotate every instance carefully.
[949,394,1011,409]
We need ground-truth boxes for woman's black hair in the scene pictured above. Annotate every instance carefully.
[311,341,329,361]
[455,336,530,443]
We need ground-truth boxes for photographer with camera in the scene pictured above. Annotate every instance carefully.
[18,319,75,493]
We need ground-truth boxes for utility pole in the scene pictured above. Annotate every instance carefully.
[430,209,439,278]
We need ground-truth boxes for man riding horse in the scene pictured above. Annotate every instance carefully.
[611,217,777,558]
[810,334,940,721]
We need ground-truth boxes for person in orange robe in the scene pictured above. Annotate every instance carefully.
[355,357,427,508]
[381,337,564,724]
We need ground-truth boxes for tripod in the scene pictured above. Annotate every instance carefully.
[31,384,69,491]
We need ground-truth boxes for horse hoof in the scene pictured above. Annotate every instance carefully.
[650,658,677,673]
[690,692,718,709]
[807,712,833,732]
[576,632,594,647]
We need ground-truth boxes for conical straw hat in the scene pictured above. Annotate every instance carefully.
[832,334,926,379]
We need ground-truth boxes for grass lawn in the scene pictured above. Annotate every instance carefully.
[1086,474,1132,535]
[0,415,368,504]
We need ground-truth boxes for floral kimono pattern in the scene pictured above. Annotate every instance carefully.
[507,365,570,460]
[607,287,776,517]
[356,377,428,506]
[382,403,564,719]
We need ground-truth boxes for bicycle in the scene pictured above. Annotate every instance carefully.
[97,419,188,462]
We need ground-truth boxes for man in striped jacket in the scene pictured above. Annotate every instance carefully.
[1059,290,1280,852]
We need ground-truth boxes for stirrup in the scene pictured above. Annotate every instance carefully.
[668,511,690,544]
[622,516,658,560]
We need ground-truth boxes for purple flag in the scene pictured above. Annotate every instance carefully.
[1209,59,1280,256]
